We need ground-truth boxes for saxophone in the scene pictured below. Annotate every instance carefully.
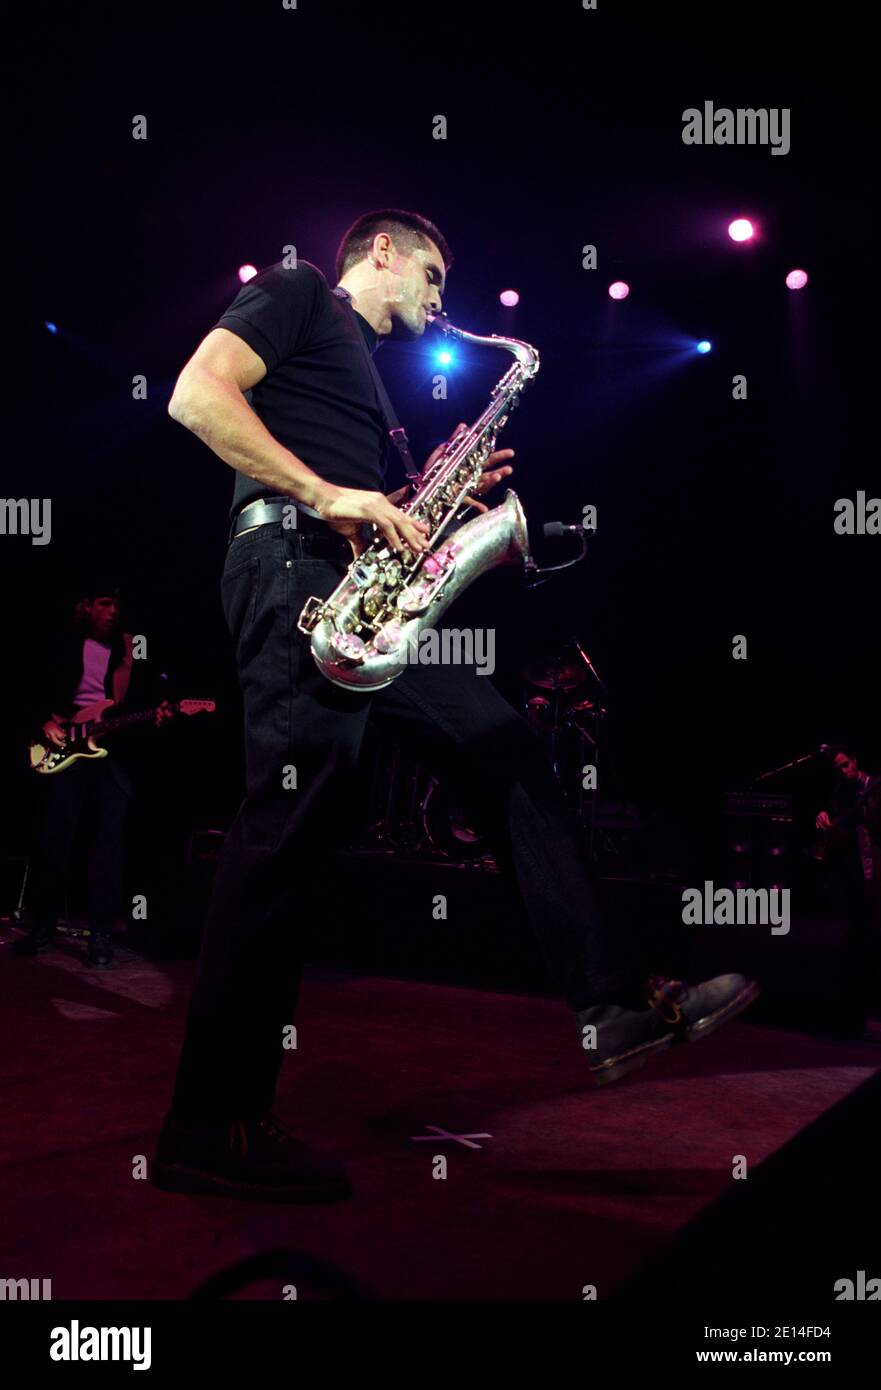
[297,313,540,691]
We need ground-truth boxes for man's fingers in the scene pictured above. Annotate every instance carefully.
[463,495,489,513]
[379,504,425,553]
[475,467,513,494]
[402,525,430,550]
[380,520,404,551]
[390,505,430,551]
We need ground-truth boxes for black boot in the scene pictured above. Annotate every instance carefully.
[11,923,56,956]
[87,927,114,968]
[575,972,760,1086]
[647,972,761,1042]
[151,1111,352,1203]
[574,998,675,1085]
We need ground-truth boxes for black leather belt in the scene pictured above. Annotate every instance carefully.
[229,495,352,561]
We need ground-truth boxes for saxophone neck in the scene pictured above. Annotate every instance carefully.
[427,312,540,375]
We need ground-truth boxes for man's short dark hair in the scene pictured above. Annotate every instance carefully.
[78,579,122,602]
[72,580,122,625]
[335,209,453,282]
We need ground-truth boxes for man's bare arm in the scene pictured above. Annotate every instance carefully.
[168,328,430,552]
[168,328,328,509]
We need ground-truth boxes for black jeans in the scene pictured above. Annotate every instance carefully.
[847,895,881,1017]
[170,521,630,1124]
[28,756,131,934]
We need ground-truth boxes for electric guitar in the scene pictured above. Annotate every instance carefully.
[28,698,216,776]
[811,775,881,862]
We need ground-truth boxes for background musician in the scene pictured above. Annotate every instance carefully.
[13,581,173,967]
[815,743,881,1031]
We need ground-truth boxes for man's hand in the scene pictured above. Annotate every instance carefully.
[313,484,431,559]
[154,700,175,728]
[425,421,515,514]
[385,485,410,508]
[41,715,66,749]
[815,811,833,831]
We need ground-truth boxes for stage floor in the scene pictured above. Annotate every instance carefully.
[2,929,879,1300]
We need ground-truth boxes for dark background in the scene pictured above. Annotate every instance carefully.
[1,1,873,896]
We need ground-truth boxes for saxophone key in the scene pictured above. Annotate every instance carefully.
[396,581,434,616]
[330,630,368,664]
[373,621,405,654]
[360,584,386,619]
[350,559,378,588]
[421,546,455,577]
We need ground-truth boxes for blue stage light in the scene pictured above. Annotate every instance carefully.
[437,349,453,365]
[45,321,58,334]
[696,339,712,354]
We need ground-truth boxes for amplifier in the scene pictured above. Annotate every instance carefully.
[724,792,793,819]
[592,800,641,830]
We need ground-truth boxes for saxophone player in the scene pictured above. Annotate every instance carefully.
[153,210,758,1203]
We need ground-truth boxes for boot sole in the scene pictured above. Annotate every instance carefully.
[684,981,761,1042]
[589,1032,675,1086]
[151,1160,352,1204]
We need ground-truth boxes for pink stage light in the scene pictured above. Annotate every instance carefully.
[785,268,809,290]
[238,264,258,283]
[728,219,755,242]
[500,289,520,307]
[608,281,630,300]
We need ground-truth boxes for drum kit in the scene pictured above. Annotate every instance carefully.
[353,637,610,866]
[522,638,609,856]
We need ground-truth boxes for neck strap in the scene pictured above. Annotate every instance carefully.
[333,286,421,485]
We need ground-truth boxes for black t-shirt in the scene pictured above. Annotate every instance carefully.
[214,260,389,519]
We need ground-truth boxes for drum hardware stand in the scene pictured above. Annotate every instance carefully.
[0,860,29,926]
[523,635,612,865]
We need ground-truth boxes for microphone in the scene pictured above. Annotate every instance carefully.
[526,521,590,584]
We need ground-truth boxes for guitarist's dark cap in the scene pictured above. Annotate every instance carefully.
[78,576,123,601]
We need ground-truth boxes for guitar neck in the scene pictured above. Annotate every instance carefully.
[77,705,165,737]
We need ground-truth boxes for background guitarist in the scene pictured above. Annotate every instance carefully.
[815,743,881,1030]
[13,581,173,968]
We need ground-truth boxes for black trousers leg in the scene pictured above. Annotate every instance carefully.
[848,894,881,1016]
[88,758,132,932]
[28,762,87,930]
[170,528,374,1124]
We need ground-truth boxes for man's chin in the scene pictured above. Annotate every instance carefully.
[389,316,424,342]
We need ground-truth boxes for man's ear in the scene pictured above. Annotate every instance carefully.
[371,232,393,268]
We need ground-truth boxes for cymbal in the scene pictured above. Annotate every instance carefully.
[523,657,586,691]
[567,696,607,715]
